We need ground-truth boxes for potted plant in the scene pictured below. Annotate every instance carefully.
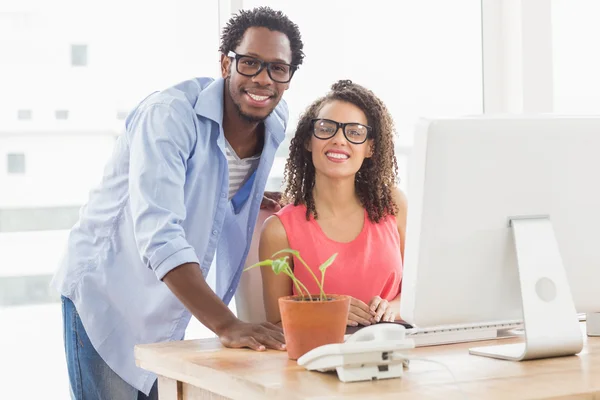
[244,249,350,360]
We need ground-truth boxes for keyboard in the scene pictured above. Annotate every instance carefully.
[406,320,523,347]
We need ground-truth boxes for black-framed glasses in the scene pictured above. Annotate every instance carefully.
[311,118,372,144]
[227,51,297,83]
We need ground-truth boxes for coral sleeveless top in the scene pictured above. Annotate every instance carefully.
[275,204,402,304]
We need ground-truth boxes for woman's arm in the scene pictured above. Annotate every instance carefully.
[392,187,409,261]
[258,215,294,324]
[393,187,409,320]
[369,188,409,323]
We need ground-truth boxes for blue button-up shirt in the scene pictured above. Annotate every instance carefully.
[51,77,288,394]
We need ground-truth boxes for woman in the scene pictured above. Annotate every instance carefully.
[259,80,407,327]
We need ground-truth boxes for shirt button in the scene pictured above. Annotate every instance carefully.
[212,230,218,236]
[221,192,227,198]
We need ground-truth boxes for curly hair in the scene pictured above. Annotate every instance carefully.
[219,7,304,67]
[283,80,399,223]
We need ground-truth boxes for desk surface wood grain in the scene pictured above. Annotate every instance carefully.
[135,323,600,400]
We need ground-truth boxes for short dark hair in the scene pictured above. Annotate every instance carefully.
[219,7,304,67]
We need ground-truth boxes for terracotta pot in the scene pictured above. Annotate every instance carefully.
[278,294,350,360]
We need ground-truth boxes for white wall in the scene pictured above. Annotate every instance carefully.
[552,0,600,113]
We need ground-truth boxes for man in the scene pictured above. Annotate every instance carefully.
[51,7,304,399]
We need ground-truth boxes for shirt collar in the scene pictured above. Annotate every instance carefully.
[193,77,224,124]
[193,77,286,145]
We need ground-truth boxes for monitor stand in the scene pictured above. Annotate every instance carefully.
[469,216,583,361]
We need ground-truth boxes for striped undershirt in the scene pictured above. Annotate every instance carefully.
[225,139,261,200]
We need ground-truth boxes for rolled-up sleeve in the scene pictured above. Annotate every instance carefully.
[127,102,200,280]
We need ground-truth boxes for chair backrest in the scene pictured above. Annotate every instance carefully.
[234,210,273,323]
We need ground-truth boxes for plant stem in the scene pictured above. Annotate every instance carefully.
[283,269,307,300]
[284,267,313,301]
[295,278,313,301]
[320,269,327,301]
[295,253,326,301]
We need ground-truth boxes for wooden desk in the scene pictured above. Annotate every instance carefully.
[135,323,600,400]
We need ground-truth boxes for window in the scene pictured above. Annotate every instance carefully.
[7,153,26,174]
[71,44,88,66]
[1,4,220,396]
[55,110,69,120]
[552,0,600,113]
[116,110,129,120]
[17,109,32,120]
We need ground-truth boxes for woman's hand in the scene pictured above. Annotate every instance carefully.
[347,297,377,326]
[369,296,395,323]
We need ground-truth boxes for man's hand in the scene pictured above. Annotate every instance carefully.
[369,296,395,323]
[347,297,377,326]
[260,191,283,211]
[217,319,286,351]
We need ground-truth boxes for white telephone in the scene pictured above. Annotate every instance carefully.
[297,323,415,382]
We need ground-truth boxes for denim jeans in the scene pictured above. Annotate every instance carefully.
[61,296,158,400]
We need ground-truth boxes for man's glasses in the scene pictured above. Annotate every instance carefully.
[228,51,297,84]
[311,118,372,145]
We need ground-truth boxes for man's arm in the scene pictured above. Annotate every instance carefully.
[127,103,284,351]
[162,263,285,351]
[162,263,237,333]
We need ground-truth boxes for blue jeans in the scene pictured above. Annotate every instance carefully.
[61,296,158,400]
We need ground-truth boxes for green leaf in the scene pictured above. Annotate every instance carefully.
[243,260,273,271]
[271,257,290,274]
[272,248,299,258]
[318,253,338,273]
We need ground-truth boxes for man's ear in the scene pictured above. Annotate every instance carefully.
[220,53,231,79]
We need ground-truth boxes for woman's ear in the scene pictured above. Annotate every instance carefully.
[366,139,375,158]
[304,138,312,152]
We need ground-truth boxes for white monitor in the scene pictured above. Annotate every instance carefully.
[399,115,600,361]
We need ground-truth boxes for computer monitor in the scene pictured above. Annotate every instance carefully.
[399,115,600,361]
